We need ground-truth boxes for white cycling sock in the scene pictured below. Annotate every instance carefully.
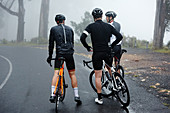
[51,86,55,96]
[73,87,79,97]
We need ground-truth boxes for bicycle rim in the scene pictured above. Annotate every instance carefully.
[89,70,113,97]
[115,73,130,107]
[59,76,66,102]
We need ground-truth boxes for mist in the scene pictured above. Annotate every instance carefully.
[0,0,169,44]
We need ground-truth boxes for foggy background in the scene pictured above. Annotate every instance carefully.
[0,0,169,44]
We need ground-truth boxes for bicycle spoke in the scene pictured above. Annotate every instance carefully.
[115,74,130,107]
[89,70,113,97]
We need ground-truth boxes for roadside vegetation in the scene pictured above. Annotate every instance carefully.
[0,37,48,46]
[1,35,170,54]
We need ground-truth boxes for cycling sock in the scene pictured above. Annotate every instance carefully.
[73,87,79,97]
[97,93,102,100]
[51,86,55,96]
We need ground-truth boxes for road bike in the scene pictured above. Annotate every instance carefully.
[83,57,130,107]
[51,57,68,113]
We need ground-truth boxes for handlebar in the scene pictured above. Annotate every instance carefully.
[51,57,65,61]
[50,57,65,68]
[121,49,127,54]
[83,60,93,69]
[51,58,56,60]
[120,49,127,57]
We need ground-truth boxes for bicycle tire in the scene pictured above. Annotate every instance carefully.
[89,70,113,97]
[117,65,124,78]
[55,76,61,113]
[114,73,130,107]
[59,76,66,102]
[55,92,59,113]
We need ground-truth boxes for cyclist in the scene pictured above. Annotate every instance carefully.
[47,14,82,104]
[80,8,123,105]
[105,11,122,74]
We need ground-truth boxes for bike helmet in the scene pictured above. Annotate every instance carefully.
[92,8,103,19]
[55,14,66,24]
[105,11,117,18]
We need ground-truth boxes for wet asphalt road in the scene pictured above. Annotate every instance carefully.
[0,46,169,113]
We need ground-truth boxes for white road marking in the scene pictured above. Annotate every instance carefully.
[0,55,13,89]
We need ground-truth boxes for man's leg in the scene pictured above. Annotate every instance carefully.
[52,70,60,86]
[94,70,103,104]
[68,70,78,88]
[115,60,120,73]
[50,69,59,103]
[105,64,112,77]
[95,70,102,94]
[68,70,82,104]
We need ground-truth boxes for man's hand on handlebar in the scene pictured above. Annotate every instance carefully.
[46,56,52,67]
[87,46,93,52]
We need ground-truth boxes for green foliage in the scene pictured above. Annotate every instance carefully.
[122,35,150,48]
[154,48,170,54]
[1,39,8,44]
[70,11,93,43]
[70,11,93,37]
[30,37,48,44]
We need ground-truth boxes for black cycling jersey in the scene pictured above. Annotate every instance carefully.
[48,24,74,57]
[80,20,123,53]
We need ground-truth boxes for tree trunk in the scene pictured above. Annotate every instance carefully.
[38,0,50,39]
[17,0,25,42]
[0,0,25,42]
[153,0,166,49]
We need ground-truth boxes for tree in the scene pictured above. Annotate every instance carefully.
[38,0,50,39]
[70,11,93,43]
[0,0,25,42]
[165,0,170,32]
[153,0,170,49]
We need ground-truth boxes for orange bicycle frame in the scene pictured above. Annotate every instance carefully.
[54,63,64,95]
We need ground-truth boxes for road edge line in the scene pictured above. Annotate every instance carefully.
[0,55,13,89]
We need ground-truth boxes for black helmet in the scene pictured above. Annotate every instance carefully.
[55,14,66,23]
[105,11,117,18]
[92,8,103,18]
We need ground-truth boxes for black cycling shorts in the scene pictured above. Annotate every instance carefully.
[112,45,121,62]
[54,54,75,71]
[92,52,113,70]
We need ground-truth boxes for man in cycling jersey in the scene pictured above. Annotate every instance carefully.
[105,11,122,71]
[47,14,82,104]
[80,8,123,105]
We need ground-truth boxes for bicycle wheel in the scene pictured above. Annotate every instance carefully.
[117,65,124,78]
[55,76,61,113]
[55,92,59,113]
[59,76,66,102]
[89,70,113,97]
[114,72,130,107]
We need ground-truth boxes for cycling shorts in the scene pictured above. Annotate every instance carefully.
[112,45,121,62]
[92,52,113,70]
[54,54,75,71]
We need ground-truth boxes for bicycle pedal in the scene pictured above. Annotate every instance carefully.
[65,84,68,88]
